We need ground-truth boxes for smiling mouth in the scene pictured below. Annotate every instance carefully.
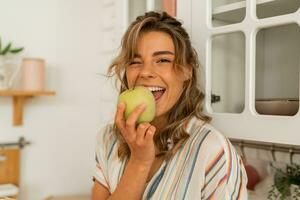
[146,86,166,101]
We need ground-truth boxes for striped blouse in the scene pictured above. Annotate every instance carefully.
[93,117,248,200]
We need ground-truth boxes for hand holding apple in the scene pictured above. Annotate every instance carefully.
[115,90,157,166]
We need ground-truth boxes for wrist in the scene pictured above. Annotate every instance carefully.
[128,157,153,170]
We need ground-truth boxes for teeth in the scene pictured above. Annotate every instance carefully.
[147,86,165,92]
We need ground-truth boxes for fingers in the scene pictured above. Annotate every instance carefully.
[125,103,146,133]
[136,123,151,144]
[115,102,126,132]
[145,126,156,142]
[116,102,153,146]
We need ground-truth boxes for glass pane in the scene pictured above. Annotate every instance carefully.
[255,24,300,116]
[129,0,147,23]
[212,0,246,27]
[211,32,245,113]
[257,0,300,19]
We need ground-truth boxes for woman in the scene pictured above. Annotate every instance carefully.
[92,11,248,200]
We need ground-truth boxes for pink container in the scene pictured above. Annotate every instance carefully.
[21,58,45,91]
[163,0,176,17]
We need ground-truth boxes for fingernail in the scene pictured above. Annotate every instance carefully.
[140,124,145,129]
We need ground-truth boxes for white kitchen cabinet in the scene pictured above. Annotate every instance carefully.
[189,0,300,144]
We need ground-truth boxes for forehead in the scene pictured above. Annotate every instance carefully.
[135,31,175,54]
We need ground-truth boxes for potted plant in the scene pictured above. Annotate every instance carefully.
[268,163,300,200]
[0,37,24,89]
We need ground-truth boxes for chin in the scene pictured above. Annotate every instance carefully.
[154,109,170,121]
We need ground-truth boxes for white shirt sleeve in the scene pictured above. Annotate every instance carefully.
[93,125,112,190]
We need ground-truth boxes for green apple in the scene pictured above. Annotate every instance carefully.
[118,86,156,124]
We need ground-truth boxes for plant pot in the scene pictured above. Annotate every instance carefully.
[0,56,21,90]
[0,56,12,90]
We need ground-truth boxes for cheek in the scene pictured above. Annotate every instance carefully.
[168,79,185,101]
[173,85,184,100]
[125,70,138,88]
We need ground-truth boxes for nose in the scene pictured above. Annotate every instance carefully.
[139,61,156,79]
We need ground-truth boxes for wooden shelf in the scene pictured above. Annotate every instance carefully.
[212,0,300,23]
[0,90,55,126]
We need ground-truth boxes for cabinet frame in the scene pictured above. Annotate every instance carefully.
[190,0,300,144]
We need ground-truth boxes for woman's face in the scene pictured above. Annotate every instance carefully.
[126,31,189,121]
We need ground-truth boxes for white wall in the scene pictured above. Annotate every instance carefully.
[0,0,118,199]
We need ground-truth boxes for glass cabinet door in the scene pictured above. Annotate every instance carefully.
[190,0,300,144]
[255,23,300,116]
[256,0,300,19]
[211,32,245,113]
[208,0,300,116]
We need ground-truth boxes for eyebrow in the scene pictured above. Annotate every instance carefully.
[134,51,175,58]
[153,51,174,56]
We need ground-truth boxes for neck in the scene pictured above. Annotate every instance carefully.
[151,115,168,134]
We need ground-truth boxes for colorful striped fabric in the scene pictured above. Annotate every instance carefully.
[94,117,248,199]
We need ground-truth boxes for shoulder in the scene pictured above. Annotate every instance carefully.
[186,118,248,198]
[186,117,237,171]
[96,123,115,143]
[187,117,231,153]
[201,123,232,154]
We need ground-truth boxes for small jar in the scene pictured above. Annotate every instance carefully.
[21,58,45,91]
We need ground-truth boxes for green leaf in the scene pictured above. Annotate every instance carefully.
[1,42,12,55]
[0,37,2,53]
[10,47,24,54]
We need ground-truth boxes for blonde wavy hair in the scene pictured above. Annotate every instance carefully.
[107,11,211,160]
